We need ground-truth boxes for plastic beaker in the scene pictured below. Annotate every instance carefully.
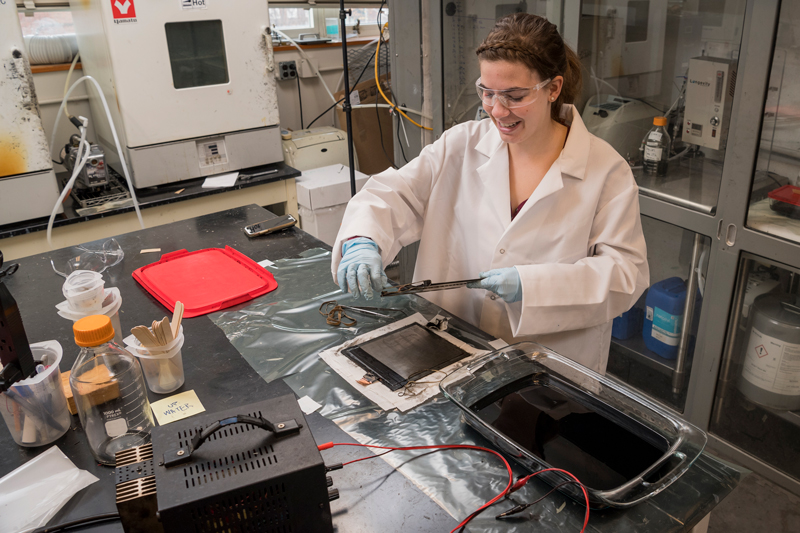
[123,326,185,394]
[62,271,105,313]
[0,341,71,447]
[57,287,123,345]
[70,315,154,465]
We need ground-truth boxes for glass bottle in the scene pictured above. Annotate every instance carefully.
[643,116,671,177]
[70,315,154,465]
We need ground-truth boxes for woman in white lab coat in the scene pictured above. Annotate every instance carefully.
[331,13,649,373]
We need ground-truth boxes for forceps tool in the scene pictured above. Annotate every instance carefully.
[319,300,404,327]
[380,279,480,297]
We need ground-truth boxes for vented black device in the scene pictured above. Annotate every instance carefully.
[115,394,336,533]
[0,252,35,393]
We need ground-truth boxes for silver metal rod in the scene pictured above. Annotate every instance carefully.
[673,234,704,393]
[712,256,753,426]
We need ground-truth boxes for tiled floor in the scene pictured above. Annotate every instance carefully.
[708,470,800,533]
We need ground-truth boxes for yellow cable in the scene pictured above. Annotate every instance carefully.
[375,24,432,131]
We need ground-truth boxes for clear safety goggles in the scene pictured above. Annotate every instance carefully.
[475,77,551,109]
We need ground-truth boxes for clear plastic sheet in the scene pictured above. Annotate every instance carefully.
[209,249,743,531]
[0,446,99,533]
[208,249,441,419]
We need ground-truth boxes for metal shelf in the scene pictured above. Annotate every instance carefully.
[610,334,678,377]
[635,155,723,215]
[765,405,800,428]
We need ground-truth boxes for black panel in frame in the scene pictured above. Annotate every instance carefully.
[340,323,470,391]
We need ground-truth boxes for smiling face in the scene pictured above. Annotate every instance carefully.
[479,60,561,148]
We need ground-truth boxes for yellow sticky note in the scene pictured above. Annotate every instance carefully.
[150,390,206,425]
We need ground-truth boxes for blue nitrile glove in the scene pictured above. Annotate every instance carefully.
[337,237,388,300]
[467,267,523,303]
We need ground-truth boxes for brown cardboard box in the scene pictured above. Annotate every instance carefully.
[61,370,77,414]
[67,366,121,408]
[335,75,394,176]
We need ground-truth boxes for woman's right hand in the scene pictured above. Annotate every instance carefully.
[337,237,388,300]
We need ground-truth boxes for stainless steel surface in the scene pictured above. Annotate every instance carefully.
[707,433,800,497]
[635,157,722,215]
[673,233,704,393]
[611,335,677,376]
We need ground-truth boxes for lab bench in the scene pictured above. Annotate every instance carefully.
[0,163,300,262]
[0,205,742,532]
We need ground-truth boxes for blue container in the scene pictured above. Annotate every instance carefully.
[612,306,644,340]
[643,277,687,359]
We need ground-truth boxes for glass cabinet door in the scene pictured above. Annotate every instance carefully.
[745,1,800,245]
[441,0,748,214]
[710,255,800,482]
[607,216,712,412]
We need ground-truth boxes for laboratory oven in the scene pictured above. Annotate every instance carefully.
[0,2,62,226]
[69,0,283,188]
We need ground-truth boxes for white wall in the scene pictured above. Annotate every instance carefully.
[34,69,96,173]
[34,45,354,171]
[272,46,346,131]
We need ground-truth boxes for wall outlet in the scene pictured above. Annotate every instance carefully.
[278,61,297,80]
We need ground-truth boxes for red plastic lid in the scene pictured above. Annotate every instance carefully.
[768,184,800,207]
[132,247,277,318]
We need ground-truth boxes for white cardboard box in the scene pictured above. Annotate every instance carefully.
[295,165,371,246]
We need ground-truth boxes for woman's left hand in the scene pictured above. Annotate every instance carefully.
[467,267,522,303]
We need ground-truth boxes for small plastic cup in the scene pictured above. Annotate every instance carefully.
[0,341,71,447]
[57,287,123,345]
[62,271,105,312]
[123,326,185,394]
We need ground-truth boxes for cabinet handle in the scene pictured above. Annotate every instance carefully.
[725,223,737,246]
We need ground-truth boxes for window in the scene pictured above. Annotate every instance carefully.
[165,20,230,89]
[17,10,75,36]
[269,6,388,40]
[625,1,650,43]
[346,8,389,27]
[269,7,314,30]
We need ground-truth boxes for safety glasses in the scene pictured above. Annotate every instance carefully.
[475,77,551,109]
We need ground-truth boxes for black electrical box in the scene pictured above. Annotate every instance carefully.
[115,394,334,533]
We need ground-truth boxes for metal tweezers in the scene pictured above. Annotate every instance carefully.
[319,300,404,327]
[380,279,480,297]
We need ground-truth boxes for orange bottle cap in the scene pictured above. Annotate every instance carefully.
[74,315,115,347]
[653,116,667,126]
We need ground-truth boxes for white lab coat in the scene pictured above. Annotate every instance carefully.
[332,105,649,373]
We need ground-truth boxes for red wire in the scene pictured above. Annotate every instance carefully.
[512,468,590,533]
[318,442,513,533]
[318,442,590,533]
[342,449,394,466]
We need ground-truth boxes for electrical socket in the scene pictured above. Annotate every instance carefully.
[278,61,297,80]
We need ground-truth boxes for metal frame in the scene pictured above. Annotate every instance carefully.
[393,0,799,494]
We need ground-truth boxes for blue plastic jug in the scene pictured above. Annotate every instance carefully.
[643,277,687,359]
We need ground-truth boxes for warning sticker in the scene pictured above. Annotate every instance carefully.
[741,327,800,396]
[181,0,208,9]
[111,0,137,24]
